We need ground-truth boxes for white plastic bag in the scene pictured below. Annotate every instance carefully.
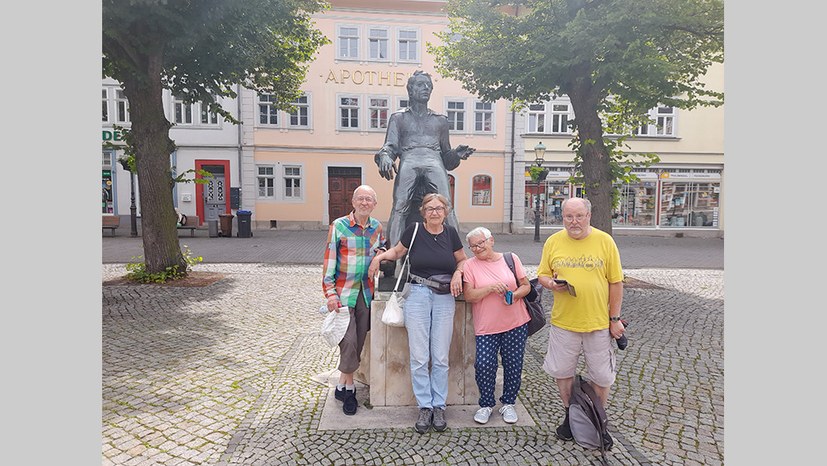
[381,288,407,327]
[320,307,350,347]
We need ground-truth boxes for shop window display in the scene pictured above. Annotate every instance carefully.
[660,181,719,227]
[524,180,569,226]
[612,182,656,227]
[102,151,114,214]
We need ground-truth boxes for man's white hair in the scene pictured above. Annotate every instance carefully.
[352,185,377,201]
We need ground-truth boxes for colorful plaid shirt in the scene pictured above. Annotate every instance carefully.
[322,212,386,308]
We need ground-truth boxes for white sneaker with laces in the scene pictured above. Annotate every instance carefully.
[499,404,518,424]
[473,406,493,424]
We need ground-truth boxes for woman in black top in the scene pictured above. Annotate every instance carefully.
[369,193,466,434]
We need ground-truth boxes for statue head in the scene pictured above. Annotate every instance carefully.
[406,70,433,103]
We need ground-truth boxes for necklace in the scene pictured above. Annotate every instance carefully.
[425,225,443,241]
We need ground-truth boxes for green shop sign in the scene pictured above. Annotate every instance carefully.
[102,129,126,141]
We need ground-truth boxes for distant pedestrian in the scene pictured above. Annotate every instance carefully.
[461,227,530,425]
[322,185,387,416]
[368,192,467,434]
[536,197,625,449]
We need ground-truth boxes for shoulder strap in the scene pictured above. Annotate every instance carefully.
[393,222,419,292]
[503,251,518,282]
[409,222,419,251]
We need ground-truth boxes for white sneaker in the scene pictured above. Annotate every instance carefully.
[474,406,493,424]
[499,404,518,424]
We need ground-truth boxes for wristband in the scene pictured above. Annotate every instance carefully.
[609,316,622,322]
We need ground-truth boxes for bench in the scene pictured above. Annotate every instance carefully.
[102,216,121,236]
[177,224,197,237]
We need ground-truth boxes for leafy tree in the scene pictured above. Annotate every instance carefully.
[431,0,723,234]
[103,0,328,274]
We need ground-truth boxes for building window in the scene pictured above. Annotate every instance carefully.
[171,96,218,126]
[173,96,194,124]
[527,103,545,133]
[338,25,360,60]
[397,28,419,62]
[447,100,465,131]
[115,89,130,123]
[102,151,114,214]
[550,102,570,133]
[397,98,409,110]
[656,106,675,136]
[257,166,275,198]
[474,101,494,132]
[288,94,310,128]
[635,105,677,137]
[339,96,360,129]
[472,175,492,206]
[612,181,656,227]
[660,180,719,227]
[284,166,302,199]
[102,89,109,122]
[200,101,219,125]
[369,97,390,129]
[258,94,279,126]
[368,27,389,61]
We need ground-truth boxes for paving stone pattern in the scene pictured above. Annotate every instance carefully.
[102,263,723,466]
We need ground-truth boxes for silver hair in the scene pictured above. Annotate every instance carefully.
[465,226,492,243]
[561,197,591,212]
[352,185,377,201]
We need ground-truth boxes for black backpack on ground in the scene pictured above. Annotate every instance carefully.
[569,374,611,464]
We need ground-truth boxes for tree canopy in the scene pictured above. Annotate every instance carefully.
[103,0,328,274]
[431,0,724,234]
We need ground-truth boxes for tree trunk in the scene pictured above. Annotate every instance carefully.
[121,55,186,275]
[568,86,614,236]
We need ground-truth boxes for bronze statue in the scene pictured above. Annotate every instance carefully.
[375,70,475,254]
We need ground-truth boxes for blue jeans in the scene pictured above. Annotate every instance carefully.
[404,284,456,409]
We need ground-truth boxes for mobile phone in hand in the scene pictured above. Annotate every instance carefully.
[504,290,513,305]
[553,278,576,297]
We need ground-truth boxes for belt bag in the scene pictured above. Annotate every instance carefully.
[410,273,453,294]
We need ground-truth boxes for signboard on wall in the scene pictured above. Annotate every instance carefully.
[230,187,240,210]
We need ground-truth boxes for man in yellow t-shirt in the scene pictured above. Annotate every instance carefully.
[536,197,625,449]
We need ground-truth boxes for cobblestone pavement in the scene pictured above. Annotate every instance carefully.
[102,264,723,466]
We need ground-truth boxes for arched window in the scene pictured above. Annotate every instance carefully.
[472,175,492,206]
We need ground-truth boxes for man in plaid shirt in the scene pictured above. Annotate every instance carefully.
[322,185,387,415]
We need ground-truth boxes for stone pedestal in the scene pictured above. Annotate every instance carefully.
[363,291,478,407]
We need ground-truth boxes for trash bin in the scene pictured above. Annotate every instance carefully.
[208,219,219,238]
[218,214,234,237]
[236,210,253,238]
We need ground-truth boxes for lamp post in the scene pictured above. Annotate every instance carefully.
[118,158,139,237]
[533,142,549,242]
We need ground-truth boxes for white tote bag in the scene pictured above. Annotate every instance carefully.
[381,222,418,327]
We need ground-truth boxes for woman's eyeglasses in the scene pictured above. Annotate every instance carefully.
[424,206,445,214]
[469,238,488,250]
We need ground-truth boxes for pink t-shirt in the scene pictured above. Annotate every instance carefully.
[463,254,530,336]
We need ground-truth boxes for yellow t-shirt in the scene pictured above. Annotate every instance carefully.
[536,227,623,332]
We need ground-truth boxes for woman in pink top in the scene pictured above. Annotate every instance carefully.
[461,226,531,425]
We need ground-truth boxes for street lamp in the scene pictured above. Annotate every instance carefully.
[118,157,139,237]
[533,142,549,242]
